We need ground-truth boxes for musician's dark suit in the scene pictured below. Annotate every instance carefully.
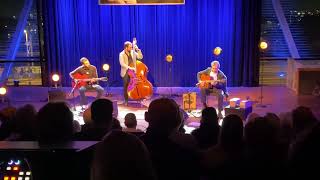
[197,67,227,115]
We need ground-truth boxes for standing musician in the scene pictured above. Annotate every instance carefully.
[197,60,228,118]
[119,39,143,106]
[69,57,104,106]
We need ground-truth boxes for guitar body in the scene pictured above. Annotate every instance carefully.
[127,60,153,100]
[72,73,108,89]
[197,74,212,88]
[72,73,90,89]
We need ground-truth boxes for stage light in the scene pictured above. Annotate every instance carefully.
[52,74,60,82]
[52,74,60,88]
[0,87,7,95]
[259,41,268,50]
[166,54,173,63]
[102,64,110,71]
[213,47,222,56]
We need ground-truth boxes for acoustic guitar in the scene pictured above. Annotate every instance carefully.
[71,73,108,89]
[196,74,224,89]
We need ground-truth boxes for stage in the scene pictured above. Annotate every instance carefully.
[2,86,319,133]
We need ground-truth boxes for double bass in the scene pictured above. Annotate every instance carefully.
[127,38,153,100]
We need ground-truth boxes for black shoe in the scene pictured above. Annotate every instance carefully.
[224,92,229,99]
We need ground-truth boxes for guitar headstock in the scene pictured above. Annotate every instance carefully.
[132,37,137,46]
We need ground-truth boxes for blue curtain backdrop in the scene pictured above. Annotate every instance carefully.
[42,0,261,87]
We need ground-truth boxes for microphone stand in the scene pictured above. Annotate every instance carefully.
[69,81,79,110]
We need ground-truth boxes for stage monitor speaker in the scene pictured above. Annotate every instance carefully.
[48,88,66,102]
[224,105,252,121]
[182,92,196,111]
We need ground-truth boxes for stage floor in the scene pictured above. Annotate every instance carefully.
[2,86,320,133]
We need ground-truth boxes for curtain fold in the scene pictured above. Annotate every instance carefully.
[42,0,261,87]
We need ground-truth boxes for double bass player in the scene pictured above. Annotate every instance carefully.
[119,38,143,106]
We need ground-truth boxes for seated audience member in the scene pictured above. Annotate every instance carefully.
[141,98,200,180]
[123,113,144,136]
[203,114,245,179]
[91,130,156,180]
[191,107,220,149]
[278,112,293,145]
[75,98,113,140]
[33,102,92,180]
[291,106,318,137]
[0,106,17,140]
[244,116,288,179]
[169,100,197,150]
[245,112,260,125]
[6,104,37,141]
[36,102,74,144]
[289,122,320,179]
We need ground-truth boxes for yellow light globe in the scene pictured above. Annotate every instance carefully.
[259,41,268,50]
[166,54,173,63]
[213,47,222,56]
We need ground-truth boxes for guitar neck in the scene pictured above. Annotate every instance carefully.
[75,77,104,81]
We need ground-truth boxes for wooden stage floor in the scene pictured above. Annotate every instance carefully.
[2,86,319,133]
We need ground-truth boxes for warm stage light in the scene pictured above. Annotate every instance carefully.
[213,47,222,56]
[102,64,110,71]
[0,87,7,95]
[166,54,173,63]
[52,74,60,82]
[259,41,268,50]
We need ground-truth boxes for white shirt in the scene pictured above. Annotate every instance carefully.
[210,71,218,80]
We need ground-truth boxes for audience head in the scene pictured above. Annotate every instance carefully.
[124,113,137,128]
[219,114,243,149]
[145,98,181,134]
[36,102,73,144]
[91,99,113,125]
[279,111,293,128]
[244,116,279,147]
[292,106,317,134]
[245,112,260,124]
[200,107,219,128]
[264,112,280,131]
[13,104,37,134]
[91,130,156,180]
[0,106,17,122]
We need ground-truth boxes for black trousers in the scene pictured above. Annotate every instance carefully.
[122,72,130,102]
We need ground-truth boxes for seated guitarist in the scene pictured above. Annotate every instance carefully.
[197,60,228,118]
[69,57,104,106]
